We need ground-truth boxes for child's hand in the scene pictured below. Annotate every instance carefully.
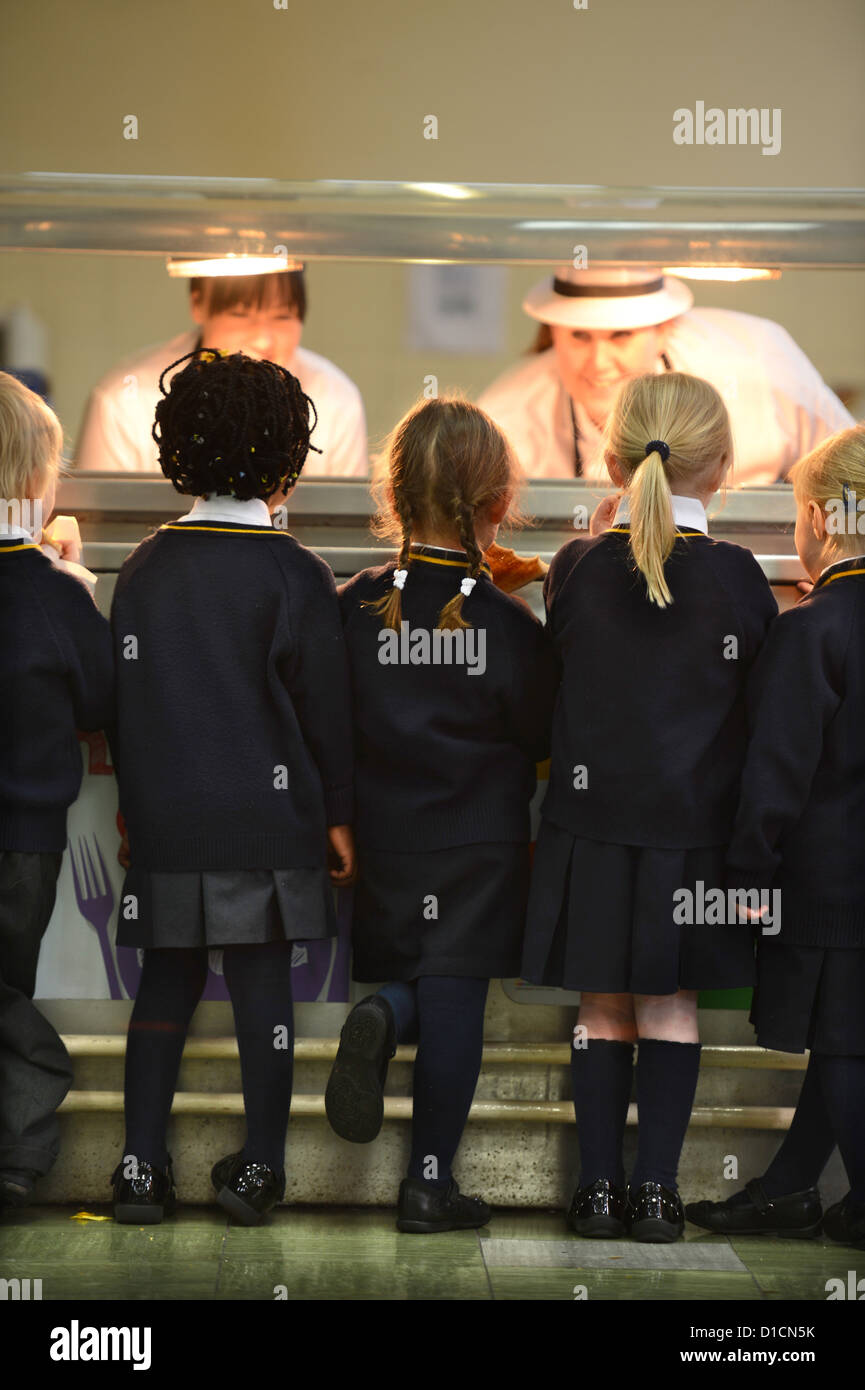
[589,493,621,536]
[42,514,83,565]
[327,824,356,885]
[796,580,814,596]
[118,832,131,869]
[735,901,768,924]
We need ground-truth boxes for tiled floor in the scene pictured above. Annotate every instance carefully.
[0,1206,857,1300]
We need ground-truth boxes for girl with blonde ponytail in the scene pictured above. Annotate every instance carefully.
[326,396,558,1234]
[522,370,778,1244]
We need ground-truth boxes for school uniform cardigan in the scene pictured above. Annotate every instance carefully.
[0,536,114,852]
[540,524,777,848]
[110,517,353,871]
[726,555,865,946]
[338,549,558,852]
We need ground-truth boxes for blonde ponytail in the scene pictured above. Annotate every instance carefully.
[628,449,676,608]
[605,372,733,610]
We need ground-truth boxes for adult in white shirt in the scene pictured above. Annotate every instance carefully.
[75,268,368,476]
[478,267,854,486]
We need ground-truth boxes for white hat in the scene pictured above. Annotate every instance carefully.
[523,266,693,330]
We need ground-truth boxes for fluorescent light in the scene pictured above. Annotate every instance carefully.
[166,252,302,278]
[664,266,781,281]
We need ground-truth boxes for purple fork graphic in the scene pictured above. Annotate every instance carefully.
[71,834,121,1000]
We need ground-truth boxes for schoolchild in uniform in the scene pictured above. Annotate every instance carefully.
[522,371,778,1242]
[109,349,355,1225]
[0,372,113,1211]
[325,396,558,1232]
[688,424,865,1250]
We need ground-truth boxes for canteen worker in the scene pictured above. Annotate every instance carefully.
[478,266,853,486]
[75,265,368,476]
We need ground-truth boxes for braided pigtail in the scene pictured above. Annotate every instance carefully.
[366,491,413,631]
[437,498,483,630]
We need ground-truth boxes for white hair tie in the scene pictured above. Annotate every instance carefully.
[392,568,408,591]
[460,576,476,597]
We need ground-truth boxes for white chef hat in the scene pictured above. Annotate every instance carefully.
[523,266,693,331]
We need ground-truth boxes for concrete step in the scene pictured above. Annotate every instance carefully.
[39,1033,849,1210]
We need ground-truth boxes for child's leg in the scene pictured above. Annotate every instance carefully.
[123,946,209,1169]
[812,1052,865,1203]
[408,975,489,1185]
[572,993,637,1187]
[376,981,419,1044]
[0,851,71,1195]
[760,1053,836,1196]
[630,989,700,1191]
[222,940,294,1174]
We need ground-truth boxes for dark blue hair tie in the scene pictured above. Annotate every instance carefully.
[644,439,670,463]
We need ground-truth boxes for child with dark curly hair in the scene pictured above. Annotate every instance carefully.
[110,349,354,1226]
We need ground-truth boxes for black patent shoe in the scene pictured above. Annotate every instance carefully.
[112,1155,176,1224]
[686,1178,822,1238]
[211,1153,285,1226]
[567,1178,630,1237]
[629,1180,685,1243]
[325,995,396,1144]
[397,1177,490,1233]
[822,1192,865,1250]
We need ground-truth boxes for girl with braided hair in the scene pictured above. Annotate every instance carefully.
[326,395,558,1232]
[110,349,355,1226]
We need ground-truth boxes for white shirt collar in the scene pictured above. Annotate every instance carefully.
[613,493,708,535]
[174,494,272,527]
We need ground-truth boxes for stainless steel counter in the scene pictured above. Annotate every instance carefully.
[58,473,805,618]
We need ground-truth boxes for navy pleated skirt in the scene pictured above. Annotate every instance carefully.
[351,841,530,981]
[521,820,755,994]
[751,940,865,1054]
[116,865,336,949]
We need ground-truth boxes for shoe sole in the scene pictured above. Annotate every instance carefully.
[215,1184,275,1227]
[325,1007,389,1143]
[396,1215,490,1234]
[630,1219,684,1243]
[114,1203,172,1225]
[686,1216,822,1239]
[571,1215,628,1238]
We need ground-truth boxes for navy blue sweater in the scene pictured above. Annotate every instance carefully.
[727,556,865,946]
[0,537,114,852]
[339,550,558,852]
[541,527,778,848]
[111,520,353,871]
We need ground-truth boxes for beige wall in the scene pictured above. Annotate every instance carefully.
[2,0,863,456]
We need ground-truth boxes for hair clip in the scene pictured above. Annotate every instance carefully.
[393,569,408,591]
[460,576,477,597]
[842,482,853,507]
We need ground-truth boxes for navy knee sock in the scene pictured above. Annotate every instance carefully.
[123,947,209,1170]
[813,1053,865,1203]
[571,1038,634,1188]
[761,1054,836,1197]
[407,976,489,1186]
[222,941,294,1176]
[631,1038,701,1192]
[377,980,418,1044]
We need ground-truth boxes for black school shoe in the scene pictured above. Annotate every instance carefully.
[325,995,396,1144]
[0,1169,41,1210]
[568,1178,631,1237]
[112,1157,176,1224]
[822,1193,865,1249]
[397,1177,491,1233]
[685,1178,823,1238]
[628,1181,685,1243]
[211,1152,285,1226]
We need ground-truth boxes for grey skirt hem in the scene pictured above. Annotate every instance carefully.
[116,866,336,949]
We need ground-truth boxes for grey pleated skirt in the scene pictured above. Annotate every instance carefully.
[115,865,336,949]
